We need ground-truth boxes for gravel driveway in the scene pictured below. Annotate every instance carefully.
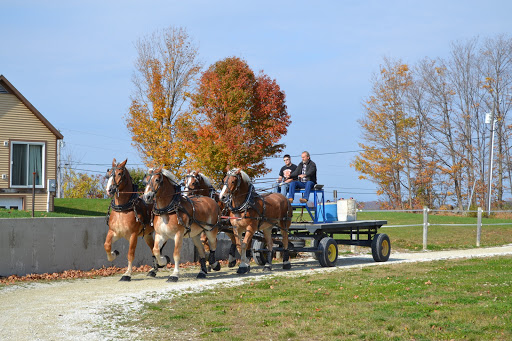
[2,245,512,341]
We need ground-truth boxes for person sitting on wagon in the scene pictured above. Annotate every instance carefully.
[272,154,297,197]
[287,151,317,203]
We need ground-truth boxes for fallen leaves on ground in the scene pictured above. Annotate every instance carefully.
[0,260,231,285]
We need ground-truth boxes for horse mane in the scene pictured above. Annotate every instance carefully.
[229,168,252,184]
[198,173,212,188]
[161,168,179,185]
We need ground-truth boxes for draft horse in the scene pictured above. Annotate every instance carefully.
[143,166,221,282]
[183,169,239,268]
[219,168,293,274]
[104,158,162,281]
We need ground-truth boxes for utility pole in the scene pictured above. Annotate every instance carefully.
[486,99,496,216]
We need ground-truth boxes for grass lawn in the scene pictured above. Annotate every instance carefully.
[0,198,110,218]
[121,255,512,341]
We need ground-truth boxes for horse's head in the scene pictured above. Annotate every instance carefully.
[220,168,250,203]
[142,166,179,204]
[106,158,128,197]
[183,169,199,197]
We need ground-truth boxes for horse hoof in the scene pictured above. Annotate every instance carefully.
[228,261,236,268]
[119,275,131,282]
[237,266,249,274]
[211,262,221,271]
[147,270,157,278]
[263,265,272,272]
[197,272,207,279]
[283,263,291,270]
[114,250,119,256]
[167,276,179,282]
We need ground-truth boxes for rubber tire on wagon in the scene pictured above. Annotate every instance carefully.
[371,233,391,262]
[317,237,338,267]
[252,239,275,266]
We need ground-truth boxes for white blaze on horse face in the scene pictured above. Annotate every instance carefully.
[183,176,193,197]
[219,181,229,200]
[106,176,113,196]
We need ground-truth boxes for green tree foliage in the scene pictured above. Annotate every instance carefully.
[62,170,105,199]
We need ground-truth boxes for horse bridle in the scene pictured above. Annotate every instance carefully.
[221,170,242,203]
[184,173,201,192]
[144,169,181,196]
[107,165,127,195]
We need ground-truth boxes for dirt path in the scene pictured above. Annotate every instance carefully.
[2,245,512,341]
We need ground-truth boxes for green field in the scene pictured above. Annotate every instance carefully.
[0,198,110,218]
[121,255,512,341]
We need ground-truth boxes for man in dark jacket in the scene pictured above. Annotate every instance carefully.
[287,151,317,203]
[272,154,297,197]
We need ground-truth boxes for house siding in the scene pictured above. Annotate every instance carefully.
[0,93,58,211]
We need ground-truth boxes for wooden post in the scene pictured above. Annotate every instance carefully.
[32,172,36,217]
[423,206,429,251]
[476,207,482,247]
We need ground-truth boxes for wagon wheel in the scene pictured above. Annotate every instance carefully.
[252,239,275,266]
[318,237,338,267]
[371,233,391,262]
[288,239,305,258]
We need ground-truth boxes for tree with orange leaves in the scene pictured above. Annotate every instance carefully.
[126,26,201,176]
[352,58,416,209]
[181,57,290,184]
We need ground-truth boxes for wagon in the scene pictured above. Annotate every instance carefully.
[251,186,390,267]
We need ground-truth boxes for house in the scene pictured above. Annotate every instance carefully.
[0,75,63,211]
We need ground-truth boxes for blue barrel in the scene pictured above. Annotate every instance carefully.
[317,202,338,222]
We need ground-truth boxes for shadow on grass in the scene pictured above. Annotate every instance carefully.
[54,207,106,217]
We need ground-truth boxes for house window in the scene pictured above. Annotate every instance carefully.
[10,142,45,188]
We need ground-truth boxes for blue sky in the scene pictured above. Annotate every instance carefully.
[2,1,511,201]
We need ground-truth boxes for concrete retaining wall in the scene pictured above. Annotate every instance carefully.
[0,217,233,277]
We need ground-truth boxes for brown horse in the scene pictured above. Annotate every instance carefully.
[183,169,239,268]
[143,166,221,282]
[219,168,292,274]
[104,158,162,281]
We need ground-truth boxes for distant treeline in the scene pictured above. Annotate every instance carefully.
[353,35,512,210]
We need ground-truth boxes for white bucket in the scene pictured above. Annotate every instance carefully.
[337,199,357,221]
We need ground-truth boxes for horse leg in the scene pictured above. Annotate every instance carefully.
[262,228,273,272]
[167,232,183,282]
[205,229,221,271]
[120,233,138,281]
[143,233,160,278]
[192,234,208,279]
[228,230,239,268]
[237,228,254,274]
[153,233,171,268]
[104,230,120,261]
[200,231,211,271]
[281,227,291,270]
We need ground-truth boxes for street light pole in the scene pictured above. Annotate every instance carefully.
[486,100,496,216]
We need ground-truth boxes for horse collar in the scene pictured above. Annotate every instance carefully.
[110,184,139,212]
[152,187,182,215]
[227,183,256,213]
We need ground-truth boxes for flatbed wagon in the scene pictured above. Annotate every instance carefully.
[251,187,390,267]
